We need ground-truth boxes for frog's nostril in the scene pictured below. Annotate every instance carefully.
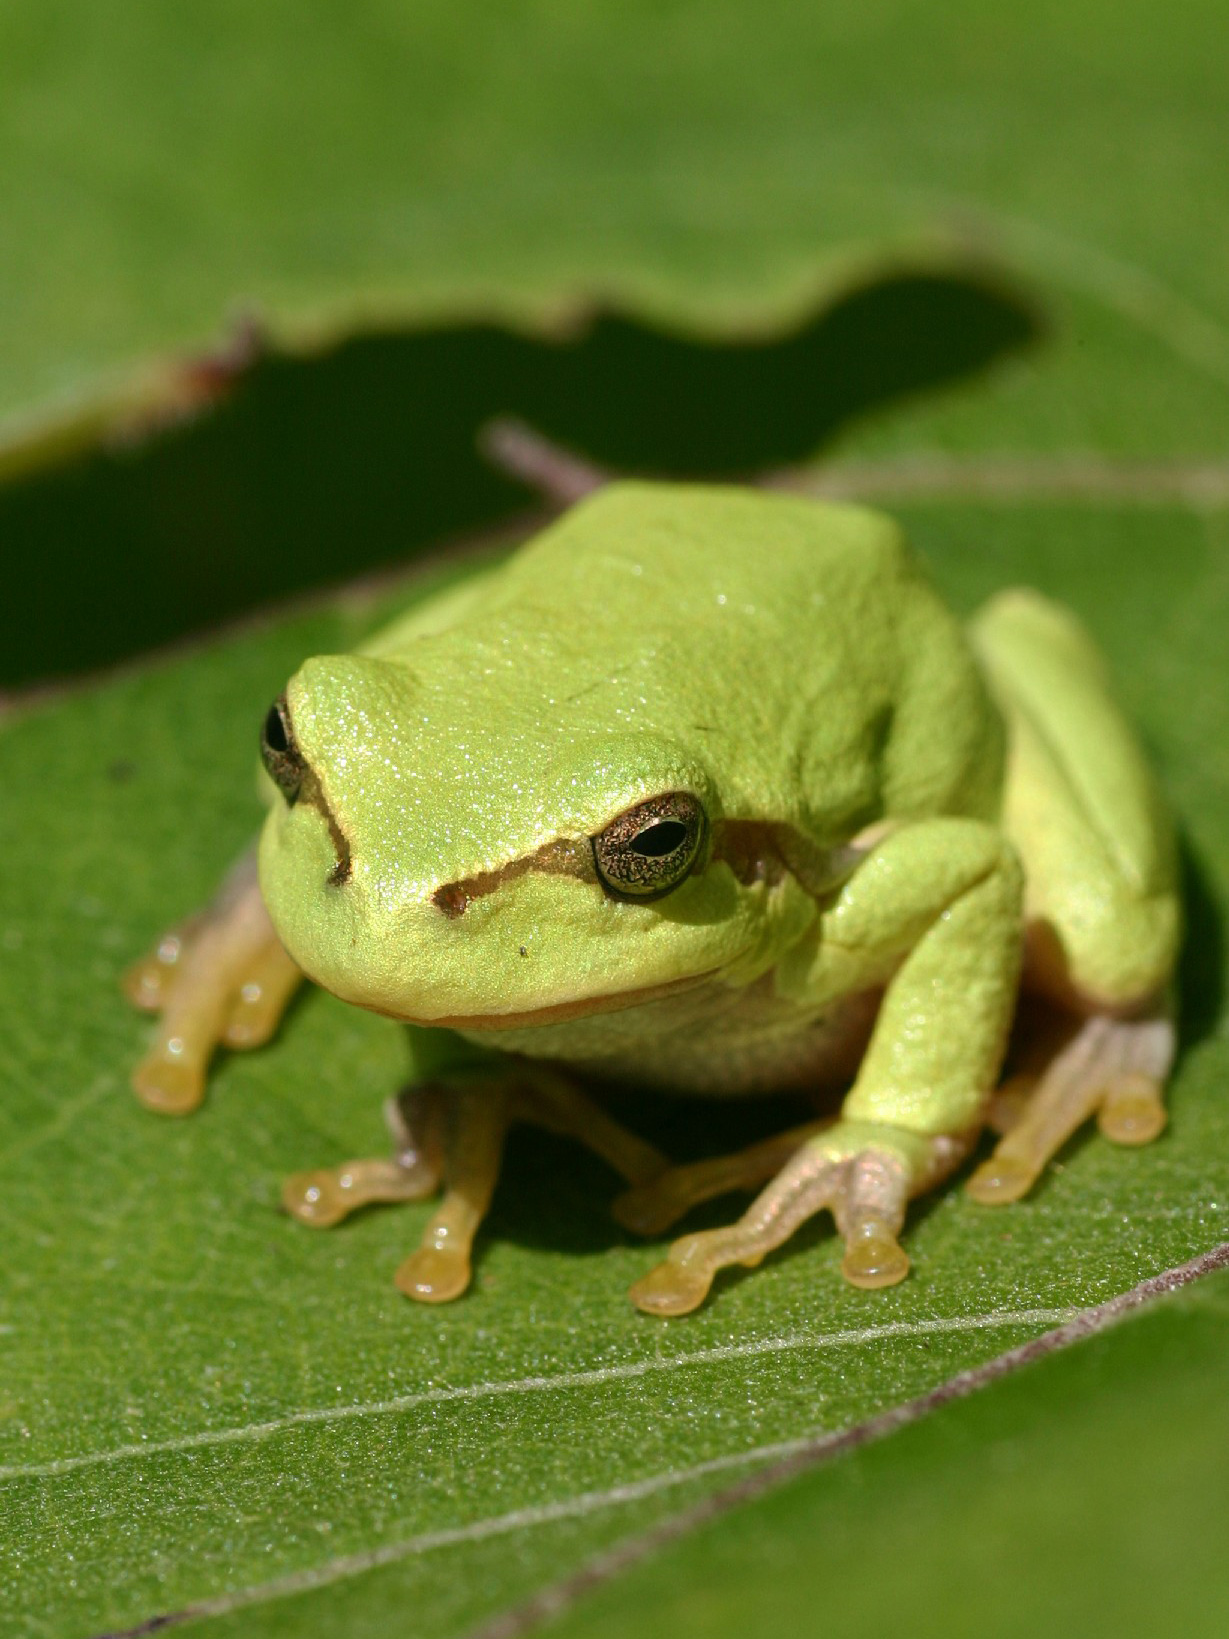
[260,694,304,804]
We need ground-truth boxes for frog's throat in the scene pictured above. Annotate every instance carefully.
[364,968,720,1031]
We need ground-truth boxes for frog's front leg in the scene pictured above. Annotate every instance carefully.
[285,1061,670,1303]
[125,850,302,1114]
[631,819,1023,1315]
[281,1084,448,1227]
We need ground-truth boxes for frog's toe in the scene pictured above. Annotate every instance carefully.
[967,1012,1173,1207]
[282,1157,438,1228]
[132,1051,207,1116]
[123,923,201,1013]
[1098,1072,1167,1145]
[628,1243,716,1317]
[221,943,303,1048]
[395,1246,472,1304]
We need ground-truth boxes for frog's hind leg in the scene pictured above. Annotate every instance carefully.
[966,589,1181,1204]
[126,850,302,1115]
[968,1009,1173,1202]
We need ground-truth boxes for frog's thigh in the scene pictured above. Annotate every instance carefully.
[970,588,1180,1012]
[127,850,303,1115]
[967,591,1181,1202]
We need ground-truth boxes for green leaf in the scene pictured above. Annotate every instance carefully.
[3,0,1228,466]
[529,1263,1229,1639]
[2,487,1227,1639]
[3,5,1229,1637]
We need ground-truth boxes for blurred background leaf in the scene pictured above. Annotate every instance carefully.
[3,0,1228,688]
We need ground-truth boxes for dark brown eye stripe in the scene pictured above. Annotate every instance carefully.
[431,836,594,918]
[428,812,859,919]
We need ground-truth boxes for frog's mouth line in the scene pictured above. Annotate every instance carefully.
[369,968,719,1031]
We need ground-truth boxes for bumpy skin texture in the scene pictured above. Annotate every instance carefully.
[129,484,1181,1312]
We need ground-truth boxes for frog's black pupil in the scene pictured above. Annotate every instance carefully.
[263,703,288,753]
[632,820,688,857]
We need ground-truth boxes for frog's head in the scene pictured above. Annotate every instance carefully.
[255,641,799,1031]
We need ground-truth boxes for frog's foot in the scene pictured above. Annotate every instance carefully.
[283,1086,447,1227]
[612,1118,834,1237]
[967,1009,1174,1205]
[986,1003,1081,1136]
[629,1124,966,1317]
[125,850,302,1115]
[395,1084,512,1304]
[282,1068,671,1302]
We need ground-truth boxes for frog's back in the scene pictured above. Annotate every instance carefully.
[370,483,1004,839]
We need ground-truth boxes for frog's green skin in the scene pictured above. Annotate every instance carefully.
[130,483,1181,1313]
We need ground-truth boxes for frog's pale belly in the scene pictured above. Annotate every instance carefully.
[456,978,882,1098]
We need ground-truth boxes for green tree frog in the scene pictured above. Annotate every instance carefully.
[125,484,1180,1316]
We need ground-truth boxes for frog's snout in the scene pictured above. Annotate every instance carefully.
[261,693,305,805]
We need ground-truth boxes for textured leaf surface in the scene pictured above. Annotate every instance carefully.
[3,4,1229,1637]
[538,1265,1229,1639]
[1,492,1227,1638]
[2,0,1228,462]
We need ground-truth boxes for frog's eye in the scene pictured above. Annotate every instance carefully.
[591,792,707,900]
[260,693,305,804]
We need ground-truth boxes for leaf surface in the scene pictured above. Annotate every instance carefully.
[1,485,1227,1638]
[3,0,1228,462]
[2,5,1229,1637]
[534,1264,1229,1639]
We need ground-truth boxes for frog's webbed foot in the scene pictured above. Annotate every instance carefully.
[967,1007,1174,1205]
[629,1124,968,1317]
[125,851,302,1115]
[284,1069,671,1304]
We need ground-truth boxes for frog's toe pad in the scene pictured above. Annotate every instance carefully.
[133,1054,206,1117]
[395,1247,471,1304]
[628,1258,713,1317]
[1098,1074,1167,1145]
[282,1169,353,1227]
[841,1232,910,1289]
[965,1154,1036,1205]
